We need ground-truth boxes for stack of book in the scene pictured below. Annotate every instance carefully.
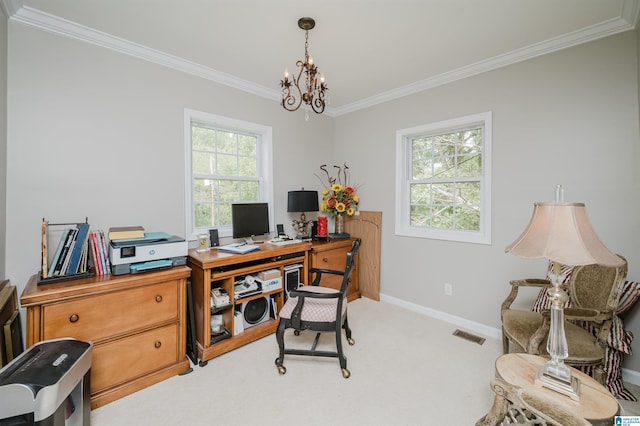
[40,223,145,283]
[89,230,111,276]
[108,226,145,241]
[42,221,92,280]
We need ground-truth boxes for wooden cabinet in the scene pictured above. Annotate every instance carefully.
[187,242,311,364]
[20,267,191,409]
[309,238,360,302]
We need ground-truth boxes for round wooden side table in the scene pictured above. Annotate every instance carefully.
[477,353,619,425]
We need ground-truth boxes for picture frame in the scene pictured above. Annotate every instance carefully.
[4,310,24,364]
[0,283,22,367]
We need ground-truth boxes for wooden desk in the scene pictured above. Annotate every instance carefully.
[187,241,311,364]
[478,353,618,425]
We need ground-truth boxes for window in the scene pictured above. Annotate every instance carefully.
[395,112,491,244]
[184,109,273,241]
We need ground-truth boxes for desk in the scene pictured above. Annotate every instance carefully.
[478,353,618,425]
[187,241,311,364]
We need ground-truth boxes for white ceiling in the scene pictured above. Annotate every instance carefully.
[4,0,640,116]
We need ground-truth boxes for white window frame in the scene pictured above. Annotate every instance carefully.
[395,111,492,245]
[184,109,273,242]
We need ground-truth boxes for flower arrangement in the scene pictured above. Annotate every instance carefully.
[317,163,360,216]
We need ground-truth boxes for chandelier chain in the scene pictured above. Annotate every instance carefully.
[305,30,309,58]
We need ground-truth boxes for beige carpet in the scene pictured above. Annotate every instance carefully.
[91,298,638,425]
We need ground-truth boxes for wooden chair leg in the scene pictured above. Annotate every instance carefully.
[593,364,606,385]
[501,328,509,354]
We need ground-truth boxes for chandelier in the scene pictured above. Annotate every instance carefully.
[280,17,328,114]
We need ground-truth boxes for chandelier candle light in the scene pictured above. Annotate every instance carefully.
[505,185,624,401]
[281,17,328,115]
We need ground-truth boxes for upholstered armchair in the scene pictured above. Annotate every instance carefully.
[501,257,628,386]
[531,259,640,401]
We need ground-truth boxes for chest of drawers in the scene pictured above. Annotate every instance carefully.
[20,267,191,408]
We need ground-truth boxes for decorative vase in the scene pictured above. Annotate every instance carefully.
[334,213,345,234]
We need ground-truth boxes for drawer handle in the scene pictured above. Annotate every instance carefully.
[69,314,79,323]
[155,295,163,303]
[154,341,162,349]
[322,257,329,263]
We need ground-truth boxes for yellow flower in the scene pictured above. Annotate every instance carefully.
[322,189,330,197]
[352,195,359,203]
[331,183,342,192]
[336,202,346,212]
[347,208,355,216]
[320,203,327,212]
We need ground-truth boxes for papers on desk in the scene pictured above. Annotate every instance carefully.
[268,238,304,246]
[218,243,261,254]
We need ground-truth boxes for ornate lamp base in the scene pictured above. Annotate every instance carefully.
[292,213,313,240]
[535,365,581,401]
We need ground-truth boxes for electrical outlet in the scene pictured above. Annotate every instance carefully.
[444,283,453,296]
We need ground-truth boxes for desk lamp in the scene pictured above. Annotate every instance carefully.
[505,185,623,400]
[287,190,319,239]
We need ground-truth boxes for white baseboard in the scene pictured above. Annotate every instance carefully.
[623,367,640,386]
[379,293,502,340]
[379,293,640,386]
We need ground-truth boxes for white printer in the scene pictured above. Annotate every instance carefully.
[109,232,188,275]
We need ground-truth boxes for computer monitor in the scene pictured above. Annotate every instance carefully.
[231,202,270,243]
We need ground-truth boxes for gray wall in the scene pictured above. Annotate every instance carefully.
[335,30,640,371]
[5,21,333,329]
[5,20,640,373]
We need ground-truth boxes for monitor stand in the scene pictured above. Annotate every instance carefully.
[243,237,255,244]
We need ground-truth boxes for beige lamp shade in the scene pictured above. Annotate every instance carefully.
[505,202,623,267]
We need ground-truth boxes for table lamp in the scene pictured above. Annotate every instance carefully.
[505,185,624,400]
[287,189,319,239]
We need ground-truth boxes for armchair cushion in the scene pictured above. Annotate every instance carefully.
[279,286,346,323]
[502,310,544,352]
[502,310,604,362]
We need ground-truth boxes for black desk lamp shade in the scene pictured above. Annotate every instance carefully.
[287,190,319,213]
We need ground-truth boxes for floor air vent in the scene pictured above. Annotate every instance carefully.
[452,329,485,345]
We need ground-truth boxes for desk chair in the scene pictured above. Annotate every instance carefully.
[275,239,360,378]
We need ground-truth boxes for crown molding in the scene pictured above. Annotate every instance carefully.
[9,5,282,104]
[5,0,637,118]
[622,0,640,28]
[332,11,637,116]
